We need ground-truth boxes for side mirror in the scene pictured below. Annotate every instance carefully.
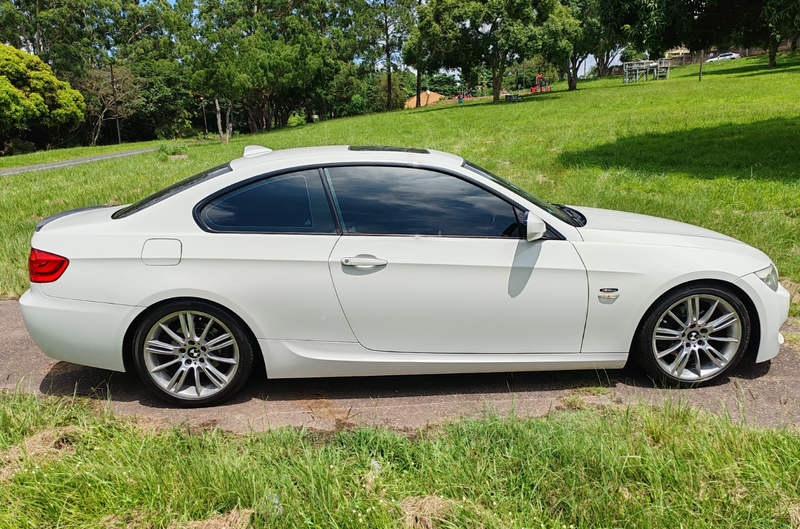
[525,211,546,242]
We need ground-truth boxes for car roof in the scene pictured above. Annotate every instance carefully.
[228,145,466,172]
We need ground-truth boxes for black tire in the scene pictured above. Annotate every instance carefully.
[633,284,751,387]
[132,300,255,406]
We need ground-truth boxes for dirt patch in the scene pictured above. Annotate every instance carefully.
[100,511,153,529]
[0,427,80,481]
[169,508,254,529]
[397,495,453,529]
[293,396,357,429]
[782,280,800,305]
[101,508,253,529]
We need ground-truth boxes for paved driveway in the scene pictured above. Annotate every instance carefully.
[2,300,798,432]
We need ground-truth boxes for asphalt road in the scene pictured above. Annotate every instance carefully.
[2,299,798,432]
[0,147,156,176]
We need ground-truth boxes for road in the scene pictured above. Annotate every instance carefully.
[0,147,156,176]
[2,300,798,432]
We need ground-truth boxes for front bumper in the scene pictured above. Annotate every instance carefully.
[734,273,791,363]
[19,285,143,372]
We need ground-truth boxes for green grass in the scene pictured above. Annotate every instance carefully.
[2,52,799,316]
[2,391,800,528]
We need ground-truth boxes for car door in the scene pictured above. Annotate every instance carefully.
[325,165,589,354]
[191,168,353,342]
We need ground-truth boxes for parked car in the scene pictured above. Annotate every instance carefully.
[706,52,742,62]
[21,146,790,406]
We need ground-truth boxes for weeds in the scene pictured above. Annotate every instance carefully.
[1,391,800,528]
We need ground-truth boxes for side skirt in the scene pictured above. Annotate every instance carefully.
[259,339,628,379]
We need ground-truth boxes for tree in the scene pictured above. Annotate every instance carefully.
[600,0,800,69]
[0,43,85,152]
[354,0,415,111]
[540,3,580,86]
[417,0,555,103]
[72,64,143,146]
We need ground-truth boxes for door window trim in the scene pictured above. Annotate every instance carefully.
[193,162,564,240]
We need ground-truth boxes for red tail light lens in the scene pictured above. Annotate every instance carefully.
[29,248,69,283]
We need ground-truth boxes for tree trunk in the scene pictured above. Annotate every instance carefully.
[246,103,258,134]
[214,95,226,143]
[386,48,393,111]
[225,101,233,142]
[568,55,580,91]
[91,115,103,147]
[768,40,779,67]
[416,69,421,108]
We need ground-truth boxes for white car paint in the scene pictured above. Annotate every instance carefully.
[20,145,790,393]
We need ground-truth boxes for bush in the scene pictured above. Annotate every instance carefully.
[156,142,188,157]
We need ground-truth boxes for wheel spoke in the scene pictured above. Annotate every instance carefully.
[707,312,738,333]
[194,367,202,397]
[707,336,739,343]
[698,300,719,325]
[671,348,691,377]
[657,341,683,359]
[685,296,701,324]
[701,346,724,369]
[206,353,237,365]
[205,333,234,351]
[201,364,225,388]
[705,344,728,366]
[205,363,229,385]
[198,319,215,343]
[185,312,197,342]
[159,323,185,345]
[178,313,191,343]
[145,340,178,355]
[667,310,687,329]
[166,367,187,392]
[149,358,182,374]
[693,350,703,376]
[655,327,682,340]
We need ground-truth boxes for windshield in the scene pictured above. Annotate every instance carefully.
[112,163,232,219]
[463,161,573,225]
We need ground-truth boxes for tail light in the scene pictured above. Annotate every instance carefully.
[29,248,69,283]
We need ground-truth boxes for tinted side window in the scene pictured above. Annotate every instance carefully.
[324,166,521,237]
[199,170,336,233]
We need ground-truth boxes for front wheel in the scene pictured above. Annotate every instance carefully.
[634,284,751,386]
[132,300,255,406]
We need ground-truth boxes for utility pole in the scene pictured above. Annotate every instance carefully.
[698,50,703,81]
[110,62,122,144]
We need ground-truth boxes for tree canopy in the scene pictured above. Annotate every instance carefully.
[0,43,84,153]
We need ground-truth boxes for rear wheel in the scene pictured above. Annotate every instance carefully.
[132,300,254,406]
[634,284,751,386]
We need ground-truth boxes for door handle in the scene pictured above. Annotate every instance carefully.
[341,256,388,269]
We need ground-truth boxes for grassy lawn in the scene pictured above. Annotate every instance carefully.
[1,52,799,315]
[2,391,800,528]
[0,140,167,170]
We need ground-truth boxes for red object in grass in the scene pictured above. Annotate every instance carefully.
[29,248,69,283]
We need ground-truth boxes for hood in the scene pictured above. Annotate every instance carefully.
[574,206,770,262]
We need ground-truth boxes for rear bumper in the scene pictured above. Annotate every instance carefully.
[19,286,143,372]
[734,273,791,363]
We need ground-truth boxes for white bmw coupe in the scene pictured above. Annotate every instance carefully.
[21,145,790,406]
